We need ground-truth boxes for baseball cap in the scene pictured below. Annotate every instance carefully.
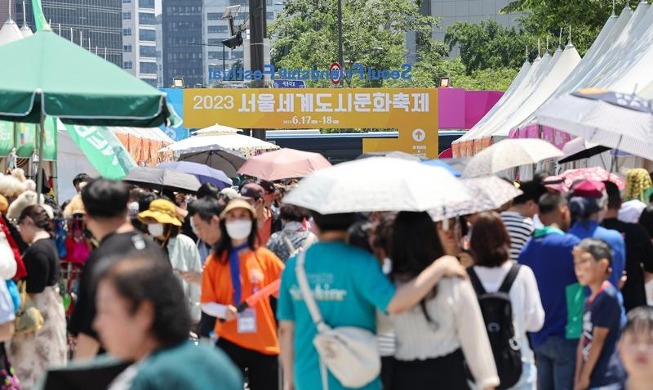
[571,180,605,198]
[240,183,264,201]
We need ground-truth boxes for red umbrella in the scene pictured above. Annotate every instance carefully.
[561,167,625,190]
[238,148,332,181]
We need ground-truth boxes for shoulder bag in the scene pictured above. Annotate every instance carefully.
[295,251,380,389]
[14,281,44,335]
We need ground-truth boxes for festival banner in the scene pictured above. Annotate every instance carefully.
[184,88,439,158]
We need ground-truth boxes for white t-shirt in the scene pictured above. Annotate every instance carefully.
[472,261,545,363]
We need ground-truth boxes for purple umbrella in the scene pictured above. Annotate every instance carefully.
[158,161,232,189]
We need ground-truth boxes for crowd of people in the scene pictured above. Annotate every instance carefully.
[0,164,651,390]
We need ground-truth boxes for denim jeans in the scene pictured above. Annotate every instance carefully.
[533,336,578,390]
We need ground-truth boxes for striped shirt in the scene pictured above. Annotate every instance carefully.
[501,211,534,261]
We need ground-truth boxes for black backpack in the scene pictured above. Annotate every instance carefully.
[468,264,522,389]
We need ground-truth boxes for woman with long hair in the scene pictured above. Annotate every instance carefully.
[469,212,544,390]
[200,198,284,390]
[389,211,498,390]
[10,205,67,388]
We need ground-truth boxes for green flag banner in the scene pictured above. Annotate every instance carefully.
[0,119,57,160]
[31,0,48,31]
[64,124,137,180]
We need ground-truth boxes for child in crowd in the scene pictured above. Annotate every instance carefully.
[618,306,653,390]
[573,238,625,390]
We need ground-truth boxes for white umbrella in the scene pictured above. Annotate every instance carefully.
[160,129,279,158]
[534,90,653,160]
[462,139,563,178]
[193,123,243,135]
[283,157,471,214]
[428,176,523,221]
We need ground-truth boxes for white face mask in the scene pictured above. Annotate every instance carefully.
[225,220,253,240]
[148,223,165,238]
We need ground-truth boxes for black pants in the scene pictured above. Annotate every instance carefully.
[217,338,279,390]
[392,349,470,390]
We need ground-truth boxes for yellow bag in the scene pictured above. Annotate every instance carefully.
[14,281,44,335]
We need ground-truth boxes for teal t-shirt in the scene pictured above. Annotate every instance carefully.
[277,241,396,390]
[130,341,243,390]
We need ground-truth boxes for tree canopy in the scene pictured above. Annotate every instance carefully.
[268,0,449,87]
[501,0,641,55]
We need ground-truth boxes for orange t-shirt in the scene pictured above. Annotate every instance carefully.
[201,246,284,355]
[257,212,273,245]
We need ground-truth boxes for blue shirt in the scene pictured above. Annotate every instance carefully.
[518,227,581,347]
[277,242,396,390]
[581,283,625,387]
[568,221,625,289]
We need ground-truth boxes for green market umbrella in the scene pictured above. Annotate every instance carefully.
[0,30,173,127]
[0,29,179,193]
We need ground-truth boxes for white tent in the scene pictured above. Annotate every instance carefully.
[57,127,99,202]
[492,44,581,137]
[0,18,22,46]
[455,54,550,147]
[455,42,581,150]
[452,4,653,157]
[462,59,532,131]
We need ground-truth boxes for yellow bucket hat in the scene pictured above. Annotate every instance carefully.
[138,199,182,226]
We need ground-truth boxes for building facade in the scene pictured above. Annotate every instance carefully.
[0,2,8,25]
[122,0,157,87]
[16,0,123,67]
[162,0,203,88]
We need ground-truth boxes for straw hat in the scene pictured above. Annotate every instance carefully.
[220,198,256,219]
[138,199,182,226]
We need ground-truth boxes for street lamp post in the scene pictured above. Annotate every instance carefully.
[337,0,344,87]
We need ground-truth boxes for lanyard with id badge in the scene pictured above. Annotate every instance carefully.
[229,249,259,334]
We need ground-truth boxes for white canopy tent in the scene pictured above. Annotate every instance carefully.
[161,125,280,158]
[452,2,653,160]
[0,18,22,46]
[454,42,581,154]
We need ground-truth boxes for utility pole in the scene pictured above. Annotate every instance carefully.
[249,0,267,140]
[337,0,344,86]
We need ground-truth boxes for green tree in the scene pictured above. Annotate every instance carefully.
[501,0,641,55]
[444,20,538,74]
[269,0,448,88]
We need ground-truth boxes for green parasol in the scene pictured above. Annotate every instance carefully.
[0,30,172,127]
[0,29,179,194]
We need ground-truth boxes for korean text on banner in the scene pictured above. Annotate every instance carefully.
[183,88,439,158]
